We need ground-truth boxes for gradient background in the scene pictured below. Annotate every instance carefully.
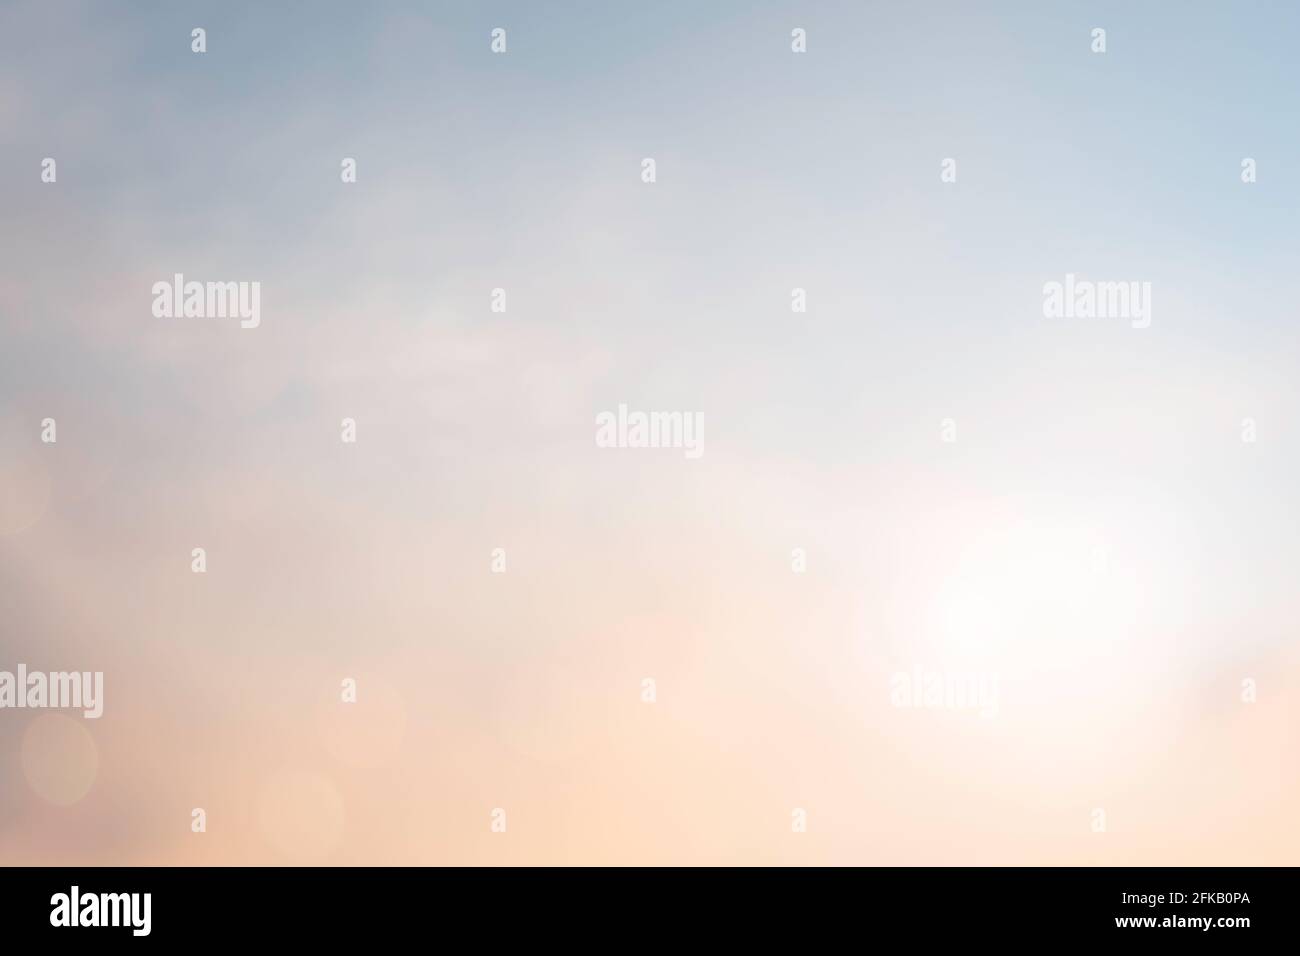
[2,0,1298,864]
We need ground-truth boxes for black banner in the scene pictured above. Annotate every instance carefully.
[0,867,1289,943]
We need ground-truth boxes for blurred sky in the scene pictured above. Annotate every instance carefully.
[1,0,1298,864]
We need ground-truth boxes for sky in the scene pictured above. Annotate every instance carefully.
[1,0,1298,864]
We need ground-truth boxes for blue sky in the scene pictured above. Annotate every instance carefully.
[1,0,1299,864]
